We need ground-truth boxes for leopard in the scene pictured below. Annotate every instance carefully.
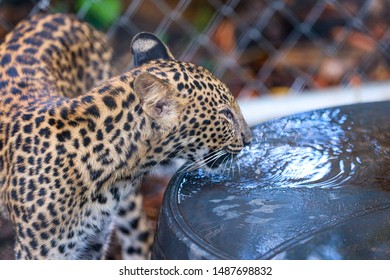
[0,13,252,259]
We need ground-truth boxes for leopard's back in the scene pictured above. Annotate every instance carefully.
[0,13,113,111]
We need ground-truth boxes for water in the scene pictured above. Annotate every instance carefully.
[165,101,390,259]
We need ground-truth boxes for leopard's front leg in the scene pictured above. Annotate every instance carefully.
[114,182,153,260]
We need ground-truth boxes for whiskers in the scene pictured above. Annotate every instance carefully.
[153,139,244,178]
[180,149,227,173]
[179,149,242,178]
[221,153,240,178]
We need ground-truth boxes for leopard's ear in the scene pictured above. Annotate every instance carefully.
[131,32,174,66]
[134,72,182,127]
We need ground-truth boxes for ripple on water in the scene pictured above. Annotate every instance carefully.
[179,105,390,197]
[230,108,381,190]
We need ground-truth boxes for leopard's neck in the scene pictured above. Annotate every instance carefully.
[46,72,167,196]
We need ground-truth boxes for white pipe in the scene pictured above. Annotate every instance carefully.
[238,82,390,126]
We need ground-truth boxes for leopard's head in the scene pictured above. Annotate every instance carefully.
[130,33,252,170]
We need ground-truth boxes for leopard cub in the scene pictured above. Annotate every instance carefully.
[0,13,251,259]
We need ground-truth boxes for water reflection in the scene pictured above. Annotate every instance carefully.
[235,108,359,189]
[170,102,390,259]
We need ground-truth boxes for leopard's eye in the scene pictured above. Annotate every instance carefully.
[221,108,234,121]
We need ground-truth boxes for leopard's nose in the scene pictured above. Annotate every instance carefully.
[242,126,252,147]
[242,134,252,147]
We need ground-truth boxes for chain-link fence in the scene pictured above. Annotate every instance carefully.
[1,0,389,99]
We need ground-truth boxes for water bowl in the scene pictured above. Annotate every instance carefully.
[151,101,390,260]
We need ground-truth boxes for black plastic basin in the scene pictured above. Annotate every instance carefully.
[152,101,390,260]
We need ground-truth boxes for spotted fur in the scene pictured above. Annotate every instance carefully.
[0,13,252,259]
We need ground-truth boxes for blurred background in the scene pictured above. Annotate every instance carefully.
[1,0,390,119]
[1,0,390,259]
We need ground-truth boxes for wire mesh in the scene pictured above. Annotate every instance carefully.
[0,0,389,99]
